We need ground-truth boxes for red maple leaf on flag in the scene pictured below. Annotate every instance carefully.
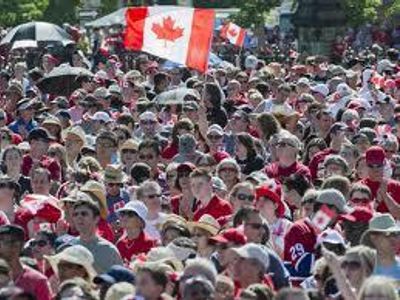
[152,16,184,46]
[228,27,238,37]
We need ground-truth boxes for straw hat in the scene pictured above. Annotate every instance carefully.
[161,214,188,232]
[103,164,127,184]
[62,125,87,145]
[360,213,400,247]
[80,180,108,219]
[45,245,97,282]
[189,214,220,236]
[120,139,138,152]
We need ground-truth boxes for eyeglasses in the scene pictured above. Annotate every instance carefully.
[219,167,237,173]
[367,164,384,169]
[235,193,255,202]
[73,211,90,217]
[122,149,137,155]
[107,182,123,188]
[31,239,48,247]
[139,154,155,160]
[350,197,370,204]
[244,223,263,229]
[207,134,223,140]
[341,260,361,270]
[119,211,138,218]
[276,142,295,148]
[140,120,156,125]
[48,151,57,157]
[145,194,161,199]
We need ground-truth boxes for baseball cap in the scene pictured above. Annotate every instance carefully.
[209,228,246,245]
[0,224,25,241]
[311,84,329,97]
[16,99,34,111]
[28,128,52,142]
[139,111,157,122]
[93,265,135,285]
[316,189,351,213]
[297,77,310,86]
[90,112,112,123]
[117,200,148,224]
[339,206,373,223]
[93,87,110,99]
[207,124,224,136]
[231,243,270,272]
[365,146,385,166]
[316,228,346,247]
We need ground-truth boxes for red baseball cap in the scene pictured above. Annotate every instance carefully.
[365,146,386,166]
[209,228,246,245]
[339,206,373,223]
[255,185,285,218]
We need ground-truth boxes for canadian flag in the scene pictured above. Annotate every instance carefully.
[124,6,215,73]
[220,22,246,47]
[311,204,336,232]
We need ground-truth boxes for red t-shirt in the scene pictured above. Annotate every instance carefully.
[265,161,311,184]
[116,231,157,263]
[308,148,337,180]
[15,265,52,300]
[193,195,233,221]
[22,154,61,181]
[170,195,199,220]
[359,178,400,213]
[161,142,179,160]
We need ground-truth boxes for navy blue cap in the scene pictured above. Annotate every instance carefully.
[55,110,71,120]
[0,224,25,241]
[93,265,135,285]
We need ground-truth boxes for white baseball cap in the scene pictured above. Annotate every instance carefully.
[316,228,346,247]
[117,200,148,224]
[90,111,112,123]
[231,243,270,272]
[311,84,329,97]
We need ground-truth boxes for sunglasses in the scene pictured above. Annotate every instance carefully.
[48,151,57,157]
[140,120,156,125]
[341,261,361,270]
[276,142,295,148]
[245,223,263,229]
[119,211,138,218]
[139,154,155,160]
[207,134,223,140]
[235,193,255,202]
[145,194,161,199]
[367,164,384,169]
[350,197,370,204]
[107,182,123,188]
[31,239,48,247]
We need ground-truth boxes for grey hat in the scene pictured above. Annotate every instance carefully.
[231,243,270,272]
[93,87,110,99]
[108,84,122,96]
[212,176,227,192]
[360,213,400,248]
[316,189,351,213]
[179,133,196,154]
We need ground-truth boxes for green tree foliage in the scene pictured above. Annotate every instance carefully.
[101,0,120,14]
[0,0,49,27]
[231,0,279,27]
[193,0,234,8]
[43,0,81,25]
[343,0,381,26]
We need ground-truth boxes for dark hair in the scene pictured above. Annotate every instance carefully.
[255,82,270,98]
[37,229,57,248]
[130,162,152,184]
[139,265,169,288]
[117,113,135,129]
[96,130,118,147]
[139,139,160,156]
[113,124,131,141]
[1,146,22,173]
[283,173,312,197]
[204,82,222,108]
[73,199,101,217]
[171,118,194,145]
[303,138,327,165]
[236,133,257,158]
[154,72,169,86]
[256,113,281,141]
[233,206,258,227]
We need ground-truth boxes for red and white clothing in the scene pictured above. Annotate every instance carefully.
[116,231,157,263]
[193,195,233,221]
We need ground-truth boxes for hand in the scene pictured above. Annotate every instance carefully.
[321,246,341,271]
[377,180,388,203]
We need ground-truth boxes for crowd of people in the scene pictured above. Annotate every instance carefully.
[0,15,399,300]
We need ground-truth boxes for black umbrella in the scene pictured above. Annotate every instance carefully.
[0,22,73,46]
[37,64,93,96]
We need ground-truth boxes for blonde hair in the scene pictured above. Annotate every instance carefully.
[358,276,399,300]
